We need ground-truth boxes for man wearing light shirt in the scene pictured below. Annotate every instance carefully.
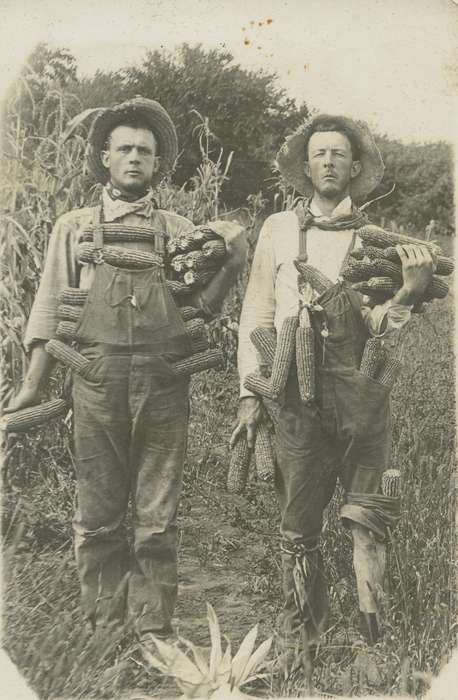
[232,114,434,658]
[6,98,247,644]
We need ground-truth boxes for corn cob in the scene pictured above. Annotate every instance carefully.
[250,327,277,365]
[295,326,315,403]
[377,356,403,388]
[202,239,226,260]
[381,469,401,497]
[0,398,68,433]
[270,316,298,398]
[59,288,89,305]
[370,259,403,283]
[183,269,215,287]
[166,280,194,297]
[45,339,90,374]
[56,320,78,341]
[357,225,441,255]
[342,258,403,284]
[57,304,81,322]
[422,276,449,300]
[294,260,334,294]
[177,233,201,254]
[352,277,399,295]
[171,254,187,272]
[227,437,252,494]
[185,317,206,339]
[77,243,163,268]
[81,226,157,244]
[180,306,204,321]
[171,349,223,377]
[244,372,276,400]
[191,335,209,353]
[254,422,276,482]
[359,338,385,378]
[192,227,221,244]
[350,246,380,261]
[166,237,181,255]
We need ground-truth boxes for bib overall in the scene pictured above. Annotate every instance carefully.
[71,209,192,635]
[276,220,398,645]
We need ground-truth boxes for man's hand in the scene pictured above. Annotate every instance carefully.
[3,342,55,414]
[396,244,435,305]
[210,220,247,271]
[230,396,263,450]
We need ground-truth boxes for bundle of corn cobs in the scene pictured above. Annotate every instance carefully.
[4,225,227,433]
[341,225,454,310]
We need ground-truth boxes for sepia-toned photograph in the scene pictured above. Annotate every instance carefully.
[0,1,457,698]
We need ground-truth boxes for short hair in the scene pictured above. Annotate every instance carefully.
[304,117,361,161]
[103,118,158,152]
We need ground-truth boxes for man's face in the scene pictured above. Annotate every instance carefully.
[305,130,361,198]
[101,125,160,194]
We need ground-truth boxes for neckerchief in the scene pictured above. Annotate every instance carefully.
[101,186,158,223]
[295,198,369,233]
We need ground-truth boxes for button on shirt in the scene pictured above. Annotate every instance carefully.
[237,197,412,398]
[24,189,194,350]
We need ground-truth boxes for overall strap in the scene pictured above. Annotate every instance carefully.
[91,204,104,263]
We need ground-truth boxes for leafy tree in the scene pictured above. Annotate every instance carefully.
[75,44,309,205]
[369,137,454,235]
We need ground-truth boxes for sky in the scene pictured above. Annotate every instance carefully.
[1,0,457,145]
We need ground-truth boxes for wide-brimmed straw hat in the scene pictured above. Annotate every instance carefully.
[275,114,384,203]
[86,96,178,185]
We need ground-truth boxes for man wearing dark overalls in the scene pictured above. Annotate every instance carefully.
[233,115,434,659]
[6,98,247,641]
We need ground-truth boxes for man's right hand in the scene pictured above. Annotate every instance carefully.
[2,342,55,415]
[3,385,42,414]
[230,396,263,450]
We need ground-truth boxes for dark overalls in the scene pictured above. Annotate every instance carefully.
[276,220,399,645]
[71,208,193,635]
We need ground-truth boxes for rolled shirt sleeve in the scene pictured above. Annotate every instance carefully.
[237,218,277,398]
[361,299,412,337]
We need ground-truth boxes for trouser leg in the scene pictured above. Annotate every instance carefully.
[128,356,190,636]
[340,432,392,642]
[72,356,130,627]
[275,395,338,646]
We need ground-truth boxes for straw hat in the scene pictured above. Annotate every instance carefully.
[276,114,384,203]
[86,96,178,185]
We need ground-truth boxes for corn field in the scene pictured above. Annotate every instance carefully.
[0,73,456,699]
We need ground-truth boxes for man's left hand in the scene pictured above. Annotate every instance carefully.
[396,244,435,304]
[210,220,247,271]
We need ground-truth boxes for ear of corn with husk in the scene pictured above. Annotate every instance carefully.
[296,325,315,403]
[294,260,334,295]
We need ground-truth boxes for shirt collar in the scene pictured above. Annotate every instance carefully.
[309,195,352,220]
[102,187,156,223]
